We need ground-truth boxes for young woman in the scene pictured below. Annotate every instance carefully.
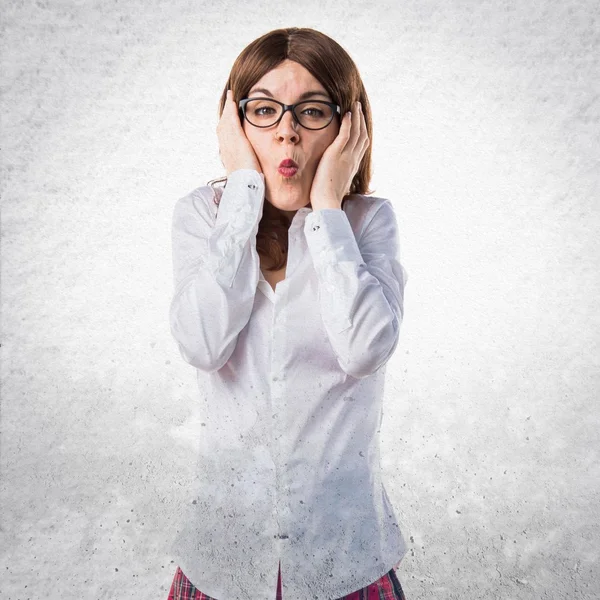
[168,27,409,600]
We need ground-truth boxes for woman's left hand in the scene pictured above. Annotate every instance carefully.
[309,100,370,210]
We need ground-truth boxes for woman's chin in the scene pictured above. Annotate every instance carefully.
[266,180,309,211]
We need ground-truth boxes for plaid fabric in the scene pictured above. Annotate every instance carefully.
[167,562,406,600]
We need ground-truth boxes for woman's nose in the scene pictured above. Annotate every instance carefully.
[276,109,299,143]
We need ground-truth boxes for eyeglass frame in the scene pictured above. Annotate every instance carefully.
[238,97,341,131]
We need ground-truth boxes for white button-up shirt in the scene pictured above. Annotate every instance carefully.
[169,169,409,600]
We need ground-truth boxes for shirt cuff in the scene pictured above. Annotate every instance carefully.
[209,169,265,286]
[214,169,265,232]
[304,208,365,269]
[304,209,365,333]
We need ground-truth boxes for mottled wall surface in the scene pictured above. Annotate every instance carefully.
[1,1,598,598]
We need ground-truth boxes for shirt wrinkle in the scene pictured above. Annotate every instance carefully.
[169,169,408,599]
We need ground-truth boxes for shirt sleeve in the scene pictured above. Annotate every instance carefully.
[303,199,408,379]
[169,169,265,372]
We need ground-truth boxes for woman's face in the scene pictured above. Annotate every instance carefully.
[242,59,340,220]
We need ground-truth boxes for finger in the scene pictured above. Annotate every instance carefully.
[358,135,369,163]
[227,90,236,114]
[337,110,353,151]
[353,103,368,156]
[228,91,245,129]
[225,90,237,116]
[359,102,368,141]
[355,101,367,151]
[348,101,361,151]
[359,106,369,150]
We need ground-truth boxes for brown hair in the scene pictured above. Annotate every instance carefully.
[208,27,374,271]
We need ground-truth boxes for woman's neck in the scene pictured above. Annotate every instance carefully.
[264,198,297,227]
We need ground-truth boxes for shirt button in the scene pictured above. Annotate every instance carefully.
[248,183,257,189]
[312,225,320,231]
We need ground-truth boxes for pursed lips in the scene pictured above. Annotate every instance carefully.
[278,158,299,178]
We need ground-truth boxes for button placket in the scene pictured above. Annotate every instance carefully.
[271,292,291,542]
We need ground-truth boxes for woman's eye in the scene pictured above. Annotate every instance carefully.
[255,106,276,115]
[301,107,325,117]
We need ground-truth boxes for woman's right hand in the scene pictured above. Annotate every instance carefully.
[217,90,262,176]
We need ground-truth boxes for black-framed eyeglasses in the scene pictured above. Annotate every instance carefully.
[238,97,341,130]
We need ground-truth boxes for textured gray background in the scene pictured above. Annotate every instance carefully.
[1,0,599,598]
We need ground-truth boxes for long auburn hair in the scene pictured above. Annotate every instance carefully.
[208,27,374,271]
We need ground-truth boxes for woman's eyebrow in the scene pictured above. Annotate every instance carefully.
[248,87,331,100]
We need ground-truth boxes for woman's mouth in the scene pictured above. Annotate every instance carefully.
[278,166,298,177]
[278,159,299,178]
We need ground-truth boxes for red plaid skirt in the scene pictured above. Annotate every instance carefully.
[167,561,406,599]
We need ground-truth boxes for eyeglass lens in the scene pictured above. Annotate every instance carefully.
[244,99,334,129]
